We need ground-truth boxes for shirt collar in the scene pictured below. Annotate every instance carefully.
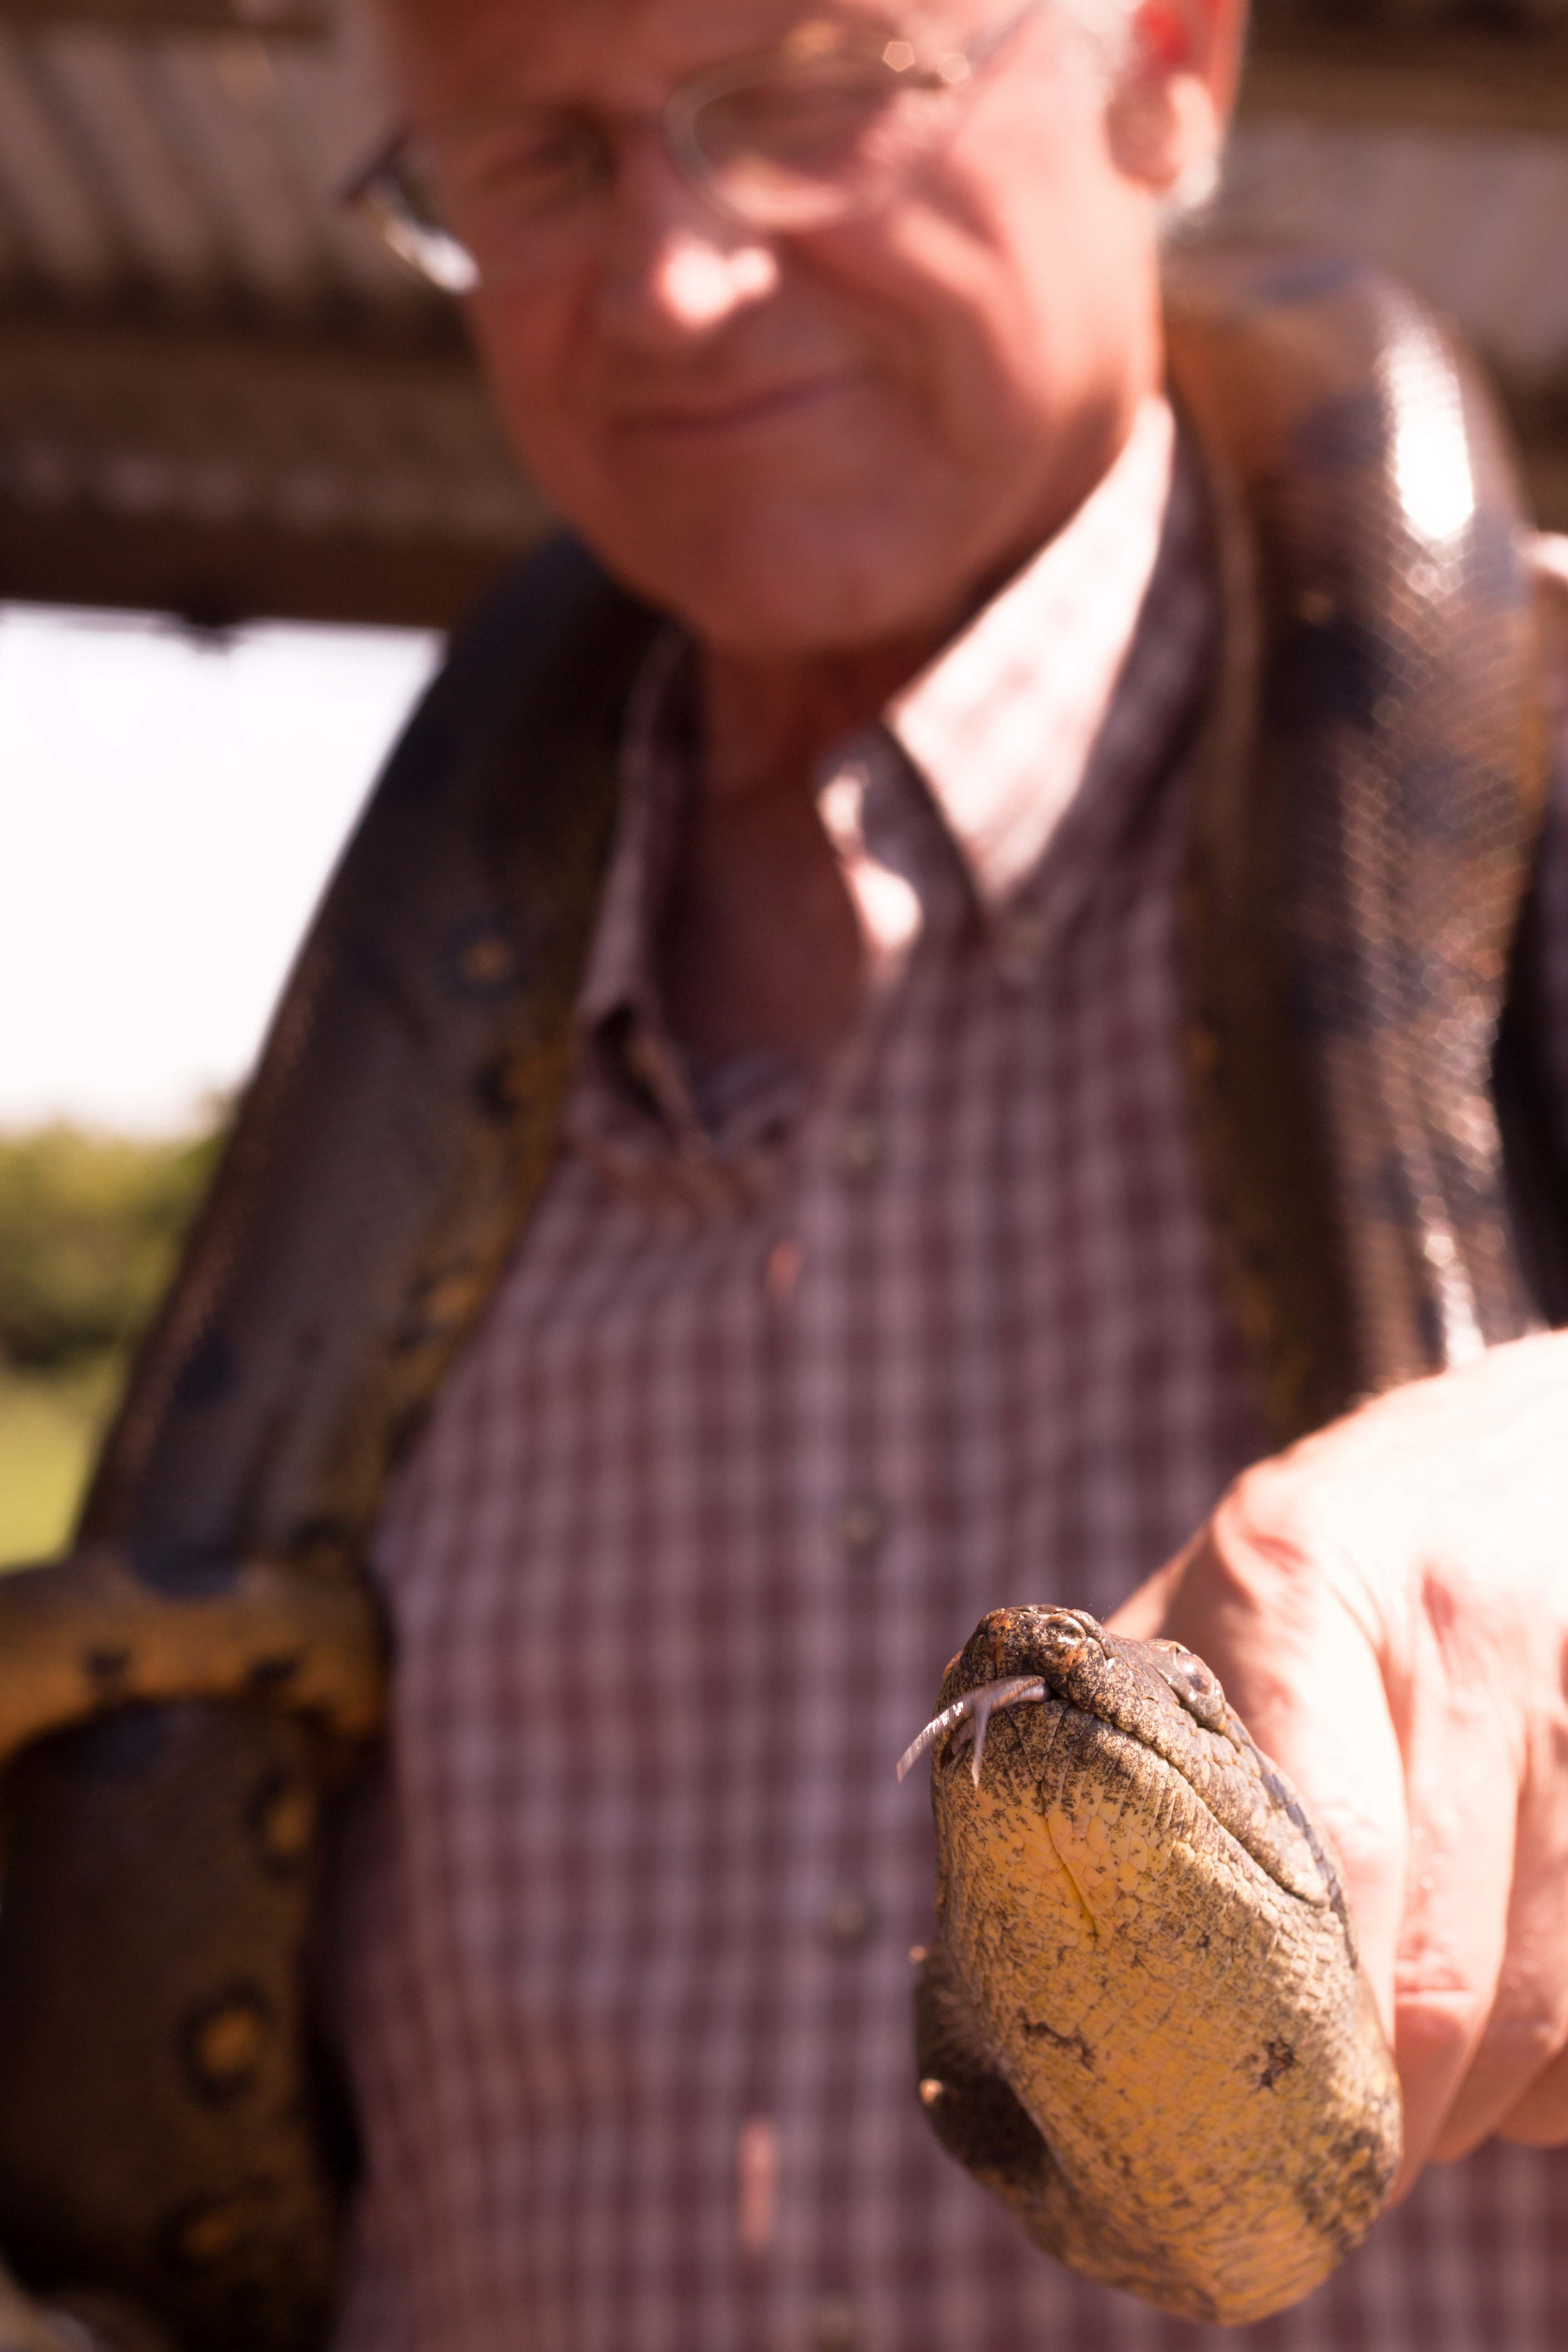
[570,392,1196,1186]
[583,392,1178,1032]
[886,393,1177,910]
[577,624,693,1047]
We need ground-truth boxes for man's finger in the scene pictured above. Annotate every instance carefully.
[1383,1697,1518,2188]
[1435,1759,1568,2157]
[1497,2039,1568,2147]
[1110,1480,1409,2041]
[1439,2017,1568,2157]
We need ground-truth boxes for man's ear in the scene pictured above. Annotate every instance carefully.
[1104,0,1248,198]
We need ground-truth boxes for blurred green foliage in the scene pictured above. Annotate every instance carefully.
[0,1359,122,1565]
[0,1120,222,1563]
[0,1123,220,1372]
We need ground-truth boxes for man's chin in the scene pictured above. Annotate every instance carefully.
[585,515,969,661]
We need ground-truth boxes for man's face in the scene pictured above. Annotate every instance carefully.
[381,0,1199,658]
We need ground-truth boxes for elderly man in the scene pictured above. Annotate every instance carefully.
[13,1,1565,2348]
[262,0,1568,2342]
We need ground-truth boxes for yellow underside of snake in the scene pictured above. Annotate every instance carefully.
[904,1607,1401,2327]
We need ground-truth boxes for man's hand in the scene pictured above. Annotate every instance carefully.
[1108,1330,1568,2195]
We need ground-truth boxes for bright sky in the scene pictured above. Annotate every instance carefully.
[0,605,442,1135]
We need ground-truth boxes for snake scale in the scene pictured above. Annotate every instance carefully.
[0,252,1559,2347]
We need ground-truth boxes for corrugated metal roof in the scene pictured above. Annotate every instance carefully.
[0,2,521,619]
[0,9,416,316]
[1,4,1553,340]
[0,0,1563,624]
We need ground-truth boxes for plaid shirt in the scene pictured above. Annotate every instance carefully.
[329,404,1568,2352]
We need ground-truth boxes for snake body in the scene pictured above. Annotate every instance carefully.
[1169,250,1553,1443]
[909,1609,1400,2325]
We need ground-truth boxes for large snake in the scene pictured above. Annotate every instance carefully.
[0,253,1559,2348]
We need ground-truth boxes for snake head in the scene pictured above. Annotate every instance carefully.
[902,1603,1348,1924]
[898,1607,1237,1793]
[902,1610,1399,2324]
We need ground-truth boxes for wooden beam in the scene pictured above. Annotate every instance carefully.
[1241,19,1568,133]
[5,419,1559,632]
[0,498,519,629]
[0,309,550,626]
[0,0,327,34]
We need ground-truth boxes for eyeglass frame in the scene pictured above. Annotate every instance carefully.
[343,0,1048,294]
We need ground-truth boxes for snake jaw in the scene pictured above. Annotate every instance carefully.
[896,1676,1049,1788]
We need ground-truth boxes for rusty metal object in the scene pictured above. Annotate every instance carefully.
[907,1607,1401,2326]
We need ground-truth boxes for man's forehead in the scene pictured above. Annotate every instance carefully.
[381,0,980,108]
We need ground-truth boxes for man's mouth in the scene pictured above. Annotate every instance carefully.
[610,372,861,441]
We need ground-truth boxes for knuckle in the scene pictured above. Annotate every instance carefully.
[1498,2044,1568,2146]
[1482,2014,1566,2072]
[1394,1976,1490,2067]
[1212,1460,1318,1577]
[1206,1457,1353,1622]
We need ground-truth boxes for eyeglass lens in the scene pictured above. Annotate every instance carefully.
[363,21,993,287]
[675,49,949,230]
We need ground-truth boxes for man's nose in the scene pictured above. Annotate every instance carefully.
[593,133,780,347]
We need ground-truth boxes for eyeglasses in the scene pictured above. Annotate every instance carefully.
[345,3,1044,293]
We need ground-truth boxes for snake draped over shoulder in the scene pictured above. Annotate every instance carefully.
[1169,249,1553,1442]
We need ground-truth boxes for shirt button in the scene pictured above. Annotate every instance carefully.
[766,1238,803,1303]
[818,1892,877,1950]
[624,1025,666,1092]
[998,906,1049,982]
[455,931,518,991]
[810,2298,858,2350]
[837,1118,881,1180]
[839,1499,885,1560]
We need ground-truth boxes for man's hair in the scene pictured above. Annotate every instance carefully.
[1055,0,1137,77]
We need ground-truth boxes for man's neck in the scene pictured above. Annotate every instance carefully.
[661,404,1155,1068]
[690,385,1148,808]
[698,632,950,806]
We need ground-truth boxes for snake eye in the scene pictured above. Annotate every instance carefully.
[1149,1642,1228,1730]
